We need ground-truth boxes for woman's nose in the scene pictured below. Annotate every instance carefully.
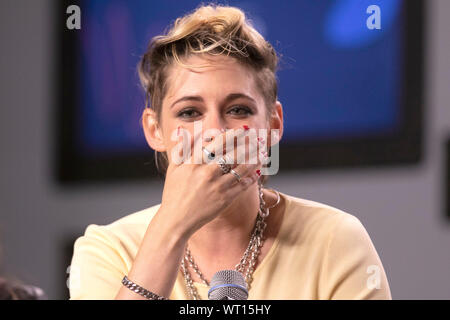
[203,114,225,129]
[202,116,227,141]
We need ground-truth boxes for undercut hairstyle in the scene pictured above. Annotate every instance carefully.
[137,3,282,185]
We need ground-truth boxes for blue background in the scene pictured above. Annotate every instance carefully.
[78,0,404,156]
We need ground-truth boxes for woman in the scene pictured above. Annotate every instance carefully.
[69,4,391,300]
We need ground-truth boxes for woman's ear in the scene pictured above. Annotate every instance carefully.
[142,108,167,152]
[268,100,283,147]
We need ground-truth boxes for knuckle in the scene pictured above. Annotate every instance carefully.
[204,166,217,181]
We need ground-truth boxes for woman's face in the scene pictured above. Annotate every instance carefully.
[143,54,283,165]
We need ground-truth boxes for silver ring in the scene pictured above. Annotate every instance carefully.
[217,156,231,174]
[230,169,241,182]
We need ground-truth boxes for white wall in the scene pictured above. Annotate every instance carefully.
[0,0,449,299]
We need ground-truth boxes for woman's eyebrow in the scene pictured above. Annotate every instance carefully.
[170,93,256,109]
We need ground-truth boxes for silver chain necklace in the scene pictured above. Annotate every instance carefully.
[180,181,280,300]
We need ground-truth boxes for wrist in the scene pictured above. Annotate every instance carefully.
[124,210,189,298]
[153,206,195,242]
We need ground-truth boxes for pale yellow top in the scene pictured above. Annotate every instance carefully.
[69,191,392,300]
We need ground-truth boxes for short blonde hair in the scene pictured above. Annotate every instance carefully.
[138,3,281,184]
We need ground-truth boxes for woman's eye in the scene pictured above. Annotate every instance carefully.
[228,106,252,115]
[177,109,200,118]
[177,105,252,119]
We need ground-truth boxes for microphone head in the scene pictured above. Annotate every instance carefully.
[207,270,249,300]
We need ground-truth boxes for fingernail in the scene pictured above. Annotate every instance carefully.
[256,169,261,177]
[243,125,250,131]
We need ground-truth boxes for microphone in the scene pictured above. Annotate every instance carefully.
[207,270,249,300]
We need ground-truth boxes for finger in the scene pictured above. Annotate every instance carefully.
[219,162,261,195]
[216,131,261,171]
[170,128,191,166]
[219,150,264,189]
[175,127,206,165]
[205,132,267,192]
[204,127,255,163]
[201,133,260,183]
[229,133,260,166]
[207,137,259,175]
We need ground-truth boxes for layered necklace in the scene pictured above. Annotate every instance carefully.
[180,181,280,300]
